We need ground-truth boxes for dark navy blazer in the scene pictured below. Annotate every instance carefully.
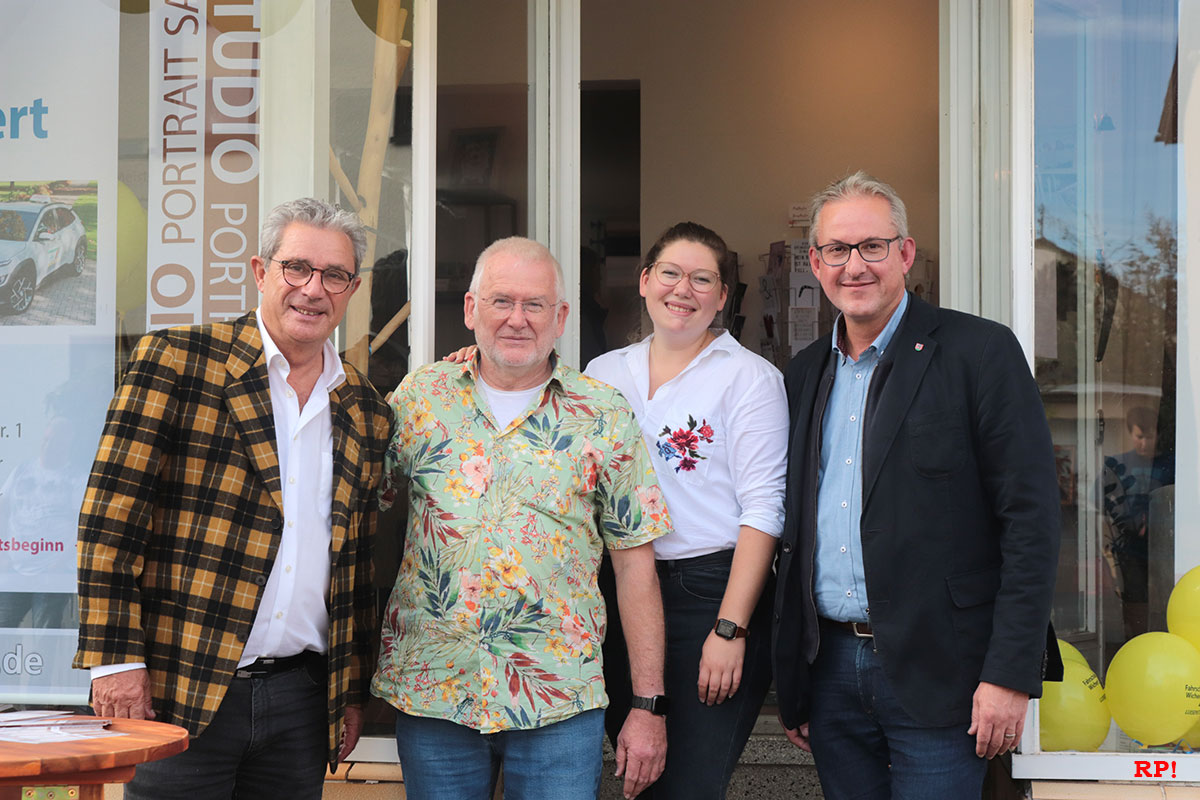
[772,292,1064,729]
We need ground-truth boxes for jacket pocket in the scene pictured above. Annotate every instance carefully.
[946,566,1000,673]
[946,565,1002,608]
[908,409,967,477]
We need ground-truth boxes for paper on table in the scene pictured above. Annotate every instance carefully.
[0,710,66,725]
[0,713,112,728]
[0,725,126,744]
[0,711,123,743]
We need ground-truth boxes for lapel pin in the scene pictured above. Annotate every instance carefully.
[914,343,924,351]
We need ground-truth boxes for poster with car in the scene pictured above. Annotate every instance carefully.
[0,182,97,324]
[0,3,119,703]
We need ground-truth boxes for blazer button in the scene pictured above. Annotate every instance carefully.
[254,575,267,586]
[781,542,792,554]
[272,517,283,530]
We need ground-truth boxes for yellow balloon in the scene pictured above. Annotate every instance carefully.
[1168,565,1200,653]
[1040,660,1110,751]
[1105,632,1200,745]
[1057,639,1090,669]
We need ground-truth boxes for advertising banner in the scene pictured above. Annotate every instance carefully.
[0,2,121,703]
[146,0,261,331]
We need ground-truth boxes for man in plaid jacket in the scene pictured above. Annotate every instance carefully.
[74,198,392,799]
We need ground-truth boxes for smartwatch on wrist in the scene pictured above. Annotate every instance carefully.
[713,618,748,640]
[630,694,669,716]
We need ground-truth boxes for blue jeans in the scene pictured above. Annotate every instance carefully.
[603,550,773,799]
[394,708,604,800]
[808,621,988,800]
[125,662,328,800]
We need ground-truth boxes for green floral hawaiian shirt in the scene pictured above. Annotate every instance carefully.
[372,355,670,732]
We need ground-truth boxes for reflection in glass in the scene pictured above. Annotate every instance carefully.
[0,415,84,630]
[0,381,99,633]
[433,0,529,357]
[325,0,419,740]
[330,0,415,395]
[1033,0,1179,751]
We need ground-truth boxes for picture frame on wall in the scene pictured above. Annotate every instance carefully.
[448,127,501,187]
[1053,444,1076,506]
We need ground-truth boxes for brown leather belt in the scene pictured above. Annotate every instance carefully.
[820,617,873,638]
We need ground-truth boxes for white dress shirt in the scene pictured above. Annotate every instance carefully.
[585,331,788,560]
[92,312,341,680]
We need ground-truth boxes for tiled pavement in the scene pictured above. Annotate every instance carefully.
[0,257,97,327]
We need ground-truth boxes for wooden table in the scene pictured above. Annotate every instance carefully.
[0,718,188,800]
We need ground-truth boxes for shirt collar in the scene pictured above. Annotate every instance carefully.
[629,329,735,361]
[830,291,909,362]
[457,349,568,396]
[255,307,346,391]
[704,329,739,355]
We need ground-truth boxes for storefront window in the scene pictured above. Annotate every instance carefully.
[326,0,419,742]
[432,0,530,357]
[0,0,421,712]
[1026,0,1194,770]
[329,0,417,396]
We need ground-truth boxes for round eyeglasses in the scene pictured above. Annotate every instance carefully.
[649,261,722,293]
[811,236,901,267]
[272,258,357,294]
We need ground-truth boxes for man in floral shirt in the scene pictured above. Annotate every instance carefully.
[375,237,671,800]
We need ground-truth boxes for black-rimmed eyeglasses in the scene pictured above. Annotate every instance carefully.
[272,258,357,294]
[811,236,901,267]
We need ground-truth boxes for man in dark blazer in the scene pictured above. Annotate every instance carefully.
[75,198,392,799]
[772,172,1062,799]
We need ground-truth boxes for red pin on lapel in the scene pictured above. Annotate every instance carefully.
[914,343,924,351]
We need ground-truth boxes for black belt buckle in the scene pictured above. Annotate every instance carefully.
[235,651,318,679]
[235,660,274,679]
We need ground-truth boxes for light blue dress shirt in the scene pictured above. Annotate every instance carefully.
[813,292,909,622]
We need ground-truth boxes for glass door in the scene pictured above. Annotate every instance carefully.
[1033,0,1179,731]
[349,0,553,753]
[431,0,534,358]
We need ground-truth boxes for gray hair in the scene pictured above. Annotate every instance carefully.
[810,171,909,244]
[259,197,368,272]
[469,236,564,302]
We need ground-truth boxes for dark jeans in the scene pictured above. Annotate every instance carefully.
[808,620,988,800]
[603,549,773,799]
[125,660,328,800]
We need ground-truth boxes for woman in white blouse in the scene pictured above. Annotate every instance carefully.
[587,222,788,799]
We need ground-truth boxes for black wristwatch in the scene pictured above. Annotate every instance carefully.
[630,694,669,716]
[713,618,748,640]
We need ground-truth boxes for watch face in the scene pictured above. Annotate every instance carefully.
[632,695,668,715]
[715,619,737,639]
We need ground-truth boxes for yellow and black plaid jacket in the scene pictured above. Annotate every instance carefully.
[74,312,392,765]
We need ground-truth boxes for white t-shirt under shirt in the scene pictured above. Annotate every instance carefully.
[585,331,788,560]
[477,378,543,431]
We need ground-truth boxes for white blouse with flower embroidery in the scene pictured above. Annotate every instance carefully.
[586,331,788,560]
